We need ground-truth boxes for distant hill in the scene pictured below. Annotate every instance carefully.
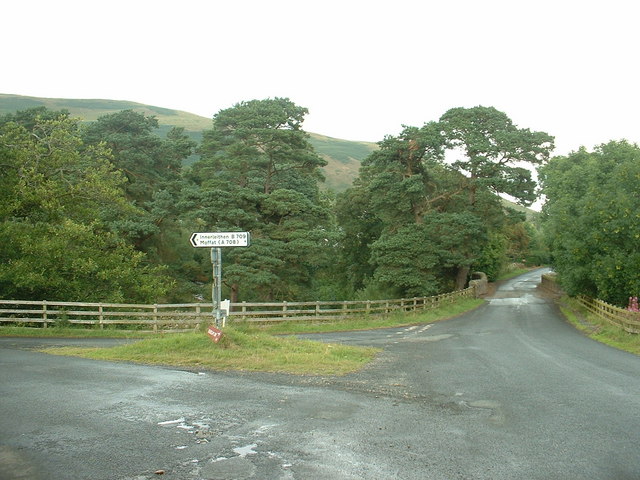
[0,93,377,191]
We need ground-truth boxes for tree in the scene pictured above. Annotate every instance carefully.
[540,140,640,306]
[0,116,131,225]
[0,219,170,302]
[439,106,554,207]
[188,98,334,302]
[0,113,173,302]
[358,123,447,226]
[337,123,489,296]
[370,212,486,296]
[196,98,326,195]
[334,180,384,295]
[439,106,554,284]
[0,106,71,131]
[81,110,195,249]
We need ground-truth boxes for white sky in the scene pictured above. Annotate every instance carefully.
[3,0,638,156]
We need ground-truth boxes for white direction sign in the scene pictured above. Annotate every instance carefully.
[190,231,250,248]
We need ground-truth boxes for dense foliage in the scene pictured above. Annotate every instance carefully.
[0,112,173,302]
[1,101,552,303]
[539,141,640,306]
[186,98,335,302]
[336,109,553,298]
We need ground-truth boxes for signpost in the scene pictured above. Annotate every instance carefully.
[190,231,250,248]
[190,232,250,331]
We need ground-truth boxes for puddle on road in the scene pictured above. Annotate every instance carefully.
[488,294,546,306]
[405,334,454,343]
[233,444,258,457]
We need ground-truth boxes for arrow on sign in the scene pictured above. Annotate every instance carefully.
[190,232,200,247]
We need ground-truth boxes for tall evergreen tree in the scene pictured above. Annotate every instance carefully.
[81,110,195,249]
[188,98,334,302]
[337,123,487,296]
[439,106,554,284]
[439,106,554,207]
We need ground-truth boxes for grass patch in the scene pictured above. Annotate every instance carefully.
[21,297,484,375]
[42,329,378,375]
[559,296,640,355]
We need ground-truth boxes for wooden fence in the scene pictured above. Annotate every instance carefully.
[0,287,475,331]
[576,296,640,334]
[540,273,640,334]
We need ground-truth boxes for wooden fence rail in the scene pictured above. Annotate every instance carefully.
[540,273,640,334]
[577,296,640,334]
[0,287,475,331]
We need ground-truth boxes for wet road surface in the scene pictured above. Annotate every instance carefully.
[1,268,639,479]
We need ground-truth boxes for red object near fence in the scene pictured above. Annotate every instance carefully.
[207,325,223,343]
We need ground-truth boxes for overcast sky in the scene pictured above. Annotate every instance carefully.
[3,0,638,156]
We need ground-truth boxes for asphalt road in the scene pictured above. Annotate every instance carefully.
[1,268,639,479]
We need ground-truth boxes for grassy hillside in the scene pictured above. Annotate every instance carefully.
[0,93,211,130]
[0,93,376,191]
[308,133,377,191]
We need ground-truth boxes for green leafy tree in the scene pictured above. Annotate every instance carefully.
[82,110,181,202]
[0,106,71,131]
[335,124,447,296]
[473,230,510,281]
[0,220,170,302]
[80,110,196,300]
[196,98,326,195]
[540,140,640,305]
[0,116,130,224]
[334,180,384,295]
[0,114,172,302]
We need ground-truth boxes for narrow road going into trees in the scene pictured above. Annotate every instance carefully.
[1,269,639,479]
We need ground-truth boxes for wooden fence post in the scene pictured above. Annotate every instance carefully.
[42,300,47,328]
[99,305,104,329]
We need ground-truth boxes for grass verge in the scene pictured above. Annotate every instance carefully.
[43,329,378,375]
[18,298,484,375]
[559,296,640,355]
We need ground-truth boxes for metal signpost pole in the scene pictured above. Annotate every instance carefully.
[191,231,250,333]
[211,247,222,327]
